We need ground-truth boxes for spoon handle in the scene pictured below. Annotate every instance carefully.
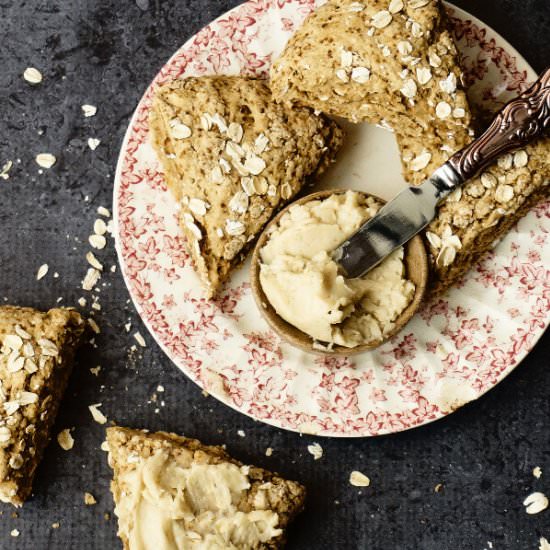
[446,67,550,183]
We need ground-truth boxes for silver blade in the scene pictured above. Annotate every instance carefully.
[334,175,450,278]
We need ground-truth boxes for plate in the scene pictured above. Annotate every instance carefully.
[114,1,549,437]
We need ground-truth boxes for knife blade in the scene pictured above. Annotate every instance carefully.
[333,165,460,279]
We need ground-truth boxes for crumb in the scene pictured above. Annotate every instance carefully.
[89,403,108,425]
[0,160,12,180]
[35,153,56,169]
[36,263,49,280]
[124,322,131,332]
[237,430,245,438]
[349,470,370,487]
[84,492,97,505]
[57,429,74,451]
[104,513,110,521]
[201,390,209,398]
[307,442,323,460]
[81,104,97,117]
[88,138,101,151]
[534,466,543,479]
[51,522,60,529]
[10,528,20,537]
[156,385,164,392]
[88,318,100,334]
[133,332,146,347]
[434,483,443,493]
[265,447,273,457]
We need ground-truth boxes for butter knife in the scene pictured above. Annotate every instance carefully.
[334,67,550,279]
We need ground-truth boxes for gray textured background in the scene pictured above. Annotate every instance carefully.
[0,1,549,548]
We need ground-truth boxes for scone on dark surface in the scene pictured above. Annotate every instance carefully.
[270,0,474,184]
[106,426,306,549]
[0,306,86,507]
[150,75,344,298]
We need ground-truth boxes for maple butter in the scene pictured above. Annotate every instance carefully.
[259,191,415,348]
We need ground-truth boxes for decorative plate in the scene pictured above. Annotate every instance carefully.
[114,1,549,437]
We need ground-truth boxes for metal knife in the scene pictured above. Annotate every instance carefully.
[334,66,550,279]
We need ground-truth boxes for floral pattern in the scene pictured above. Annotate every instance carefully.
[113,1,549,437]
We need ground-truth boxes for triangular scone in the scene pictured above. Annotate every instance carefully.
[106,426,306,550]
[270,0,474,184]
[0,306,86,506]
[150,76,344,298]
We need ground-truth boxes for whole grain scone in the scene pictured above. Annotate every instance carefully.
[0,306,86,506]
[150,76,344,298]
[106,426,306,549]
[270,0,474,184]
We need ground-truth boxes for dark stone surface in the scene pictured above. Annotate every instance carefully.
[0,0,548,548]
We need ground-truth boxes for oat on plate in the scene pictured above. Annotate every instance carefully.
[106,426,306,549]
[0,306,86,506]
[150,76,344,298]
[270,0,474,184]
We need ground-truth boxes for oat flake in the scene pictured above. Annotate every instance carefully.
[81,104,97,117]
[540,537,550,550]
[307,442,323,460]
[0,160,12,180]
[351,67,370,83]
[134,332,146,347]
[86,251,103,271]
[372,10,392,28]
[388,0,403,14]
[534,466,543,479]
[82,267,101,291]
[349,470,370,487]
[89,403,107,424]
[410,152,431,171]
[23,67,42,84]
[416,67,432,85]
[400,79,417,99]
[97,206,111,218]
[88,138,101,151]
[89,234,107,250]
[36,153,56,169]
[513,150,529,168]
[523,492,549,514]
[57,429,74,451]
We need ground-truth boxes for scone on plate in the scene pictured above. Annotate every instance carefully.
[150,76,344,298]
[106,426,306,549]
[0,306,86,506]
[270,0,474,184]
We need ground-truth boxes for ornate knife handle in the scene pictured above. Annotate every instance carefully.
[447,67,550,182]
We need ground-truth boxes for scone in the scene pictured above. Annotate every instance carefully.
[0,306,86,506]
[150,76,344,298]
[270,0,474,184]
[106,426,306,549]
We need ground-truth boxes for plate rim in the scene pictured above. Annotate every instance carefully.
[113,1,545,438]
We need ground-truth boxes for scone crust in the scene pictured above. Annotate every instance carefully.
[150,75,343,298]
[106,426,306,550]
[0,306,86,506]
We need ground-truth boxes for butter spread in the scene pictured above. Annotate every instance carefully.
[259,191,415,348]
[115,451,281,549]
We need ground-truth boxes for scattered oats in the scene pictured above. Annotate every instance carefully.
[57,429,74,451]
[89,234,106,250]
[540,537,550,550]
[87,138,101,151]
[429,51,442,68]
[82,267,101,291]
[416,67,432,85]
[0,427,11,443]
[381,46,391,57]
[254,133,269,155]
[265,447,273,457]
[340,49,353,68]
[495,184,514,203]
[186,220,202,240]
[91,302,101,311]
[84,492,97,505]
[210,113,228,133]
[436,101,452,119]
[348,2,364,11]
[237,430,245,437]
[351,67,371,83]
[481,172,497,189]
[156,385,164,393]
[88,319,100,334]
[410,0,431,8]
[101,440,110,452]
[349,471,370,487]
[38,338,58,357]
[89,403,107,425]
[227,123,244,143]
[410,152,432,171]
[36,153,56,169]
[4,401,20,415]
[335,69,349,83]
[241,177,255,197]
[5,334,23,350]
[225,219,246,236]
[124,322,131,332]
[0,160,13,180]
[397,41,413,56]
[371,10,392,28]
[7,355,25,373]
[216,227,224,238]
[229,191,249,214]
[23,66,42,84]
[86,252,103,271]
[189,198,209,217]
[134,332,146,347]
[513,150,529,168]
[110,265,116,273]
[426,231,442,249]
[169,119,192,139]
[497,153,513,170]
[411,21,423,37]
[388,0,403,13]
[10,529,20,537]
[439,72,457,94]
[437,245,457,267]
[219,158,232,174]
[534,466,543,479]
[78,297,87,307]
[81,104,97,117]
[453,107,466,118]
[90,365,101,376]
[9,454,23,469]
[523,492,549,515]
[307,442,323,460]
[400,79,417,99]
[97,206,111,218]
[94,219,107,236]
[19,391,39,406]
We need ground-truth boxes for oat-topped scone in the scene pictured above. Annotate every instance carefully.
[106,426,306,549]
[0,306,86,506]
[150,76,344,298]
[270,0,474,184]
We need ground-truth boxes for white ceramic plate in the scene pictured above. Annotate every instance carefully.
[114,1,549,437]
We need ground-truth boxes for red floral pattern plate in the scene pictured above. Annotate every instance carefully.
[113,1,549,437]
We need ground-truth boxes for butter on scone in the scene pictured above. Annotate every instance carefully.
[259,191,415,348]
[0,306,86,506]
[106,426,306,550]
[150,76,344,298]
[270,0,474,184]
